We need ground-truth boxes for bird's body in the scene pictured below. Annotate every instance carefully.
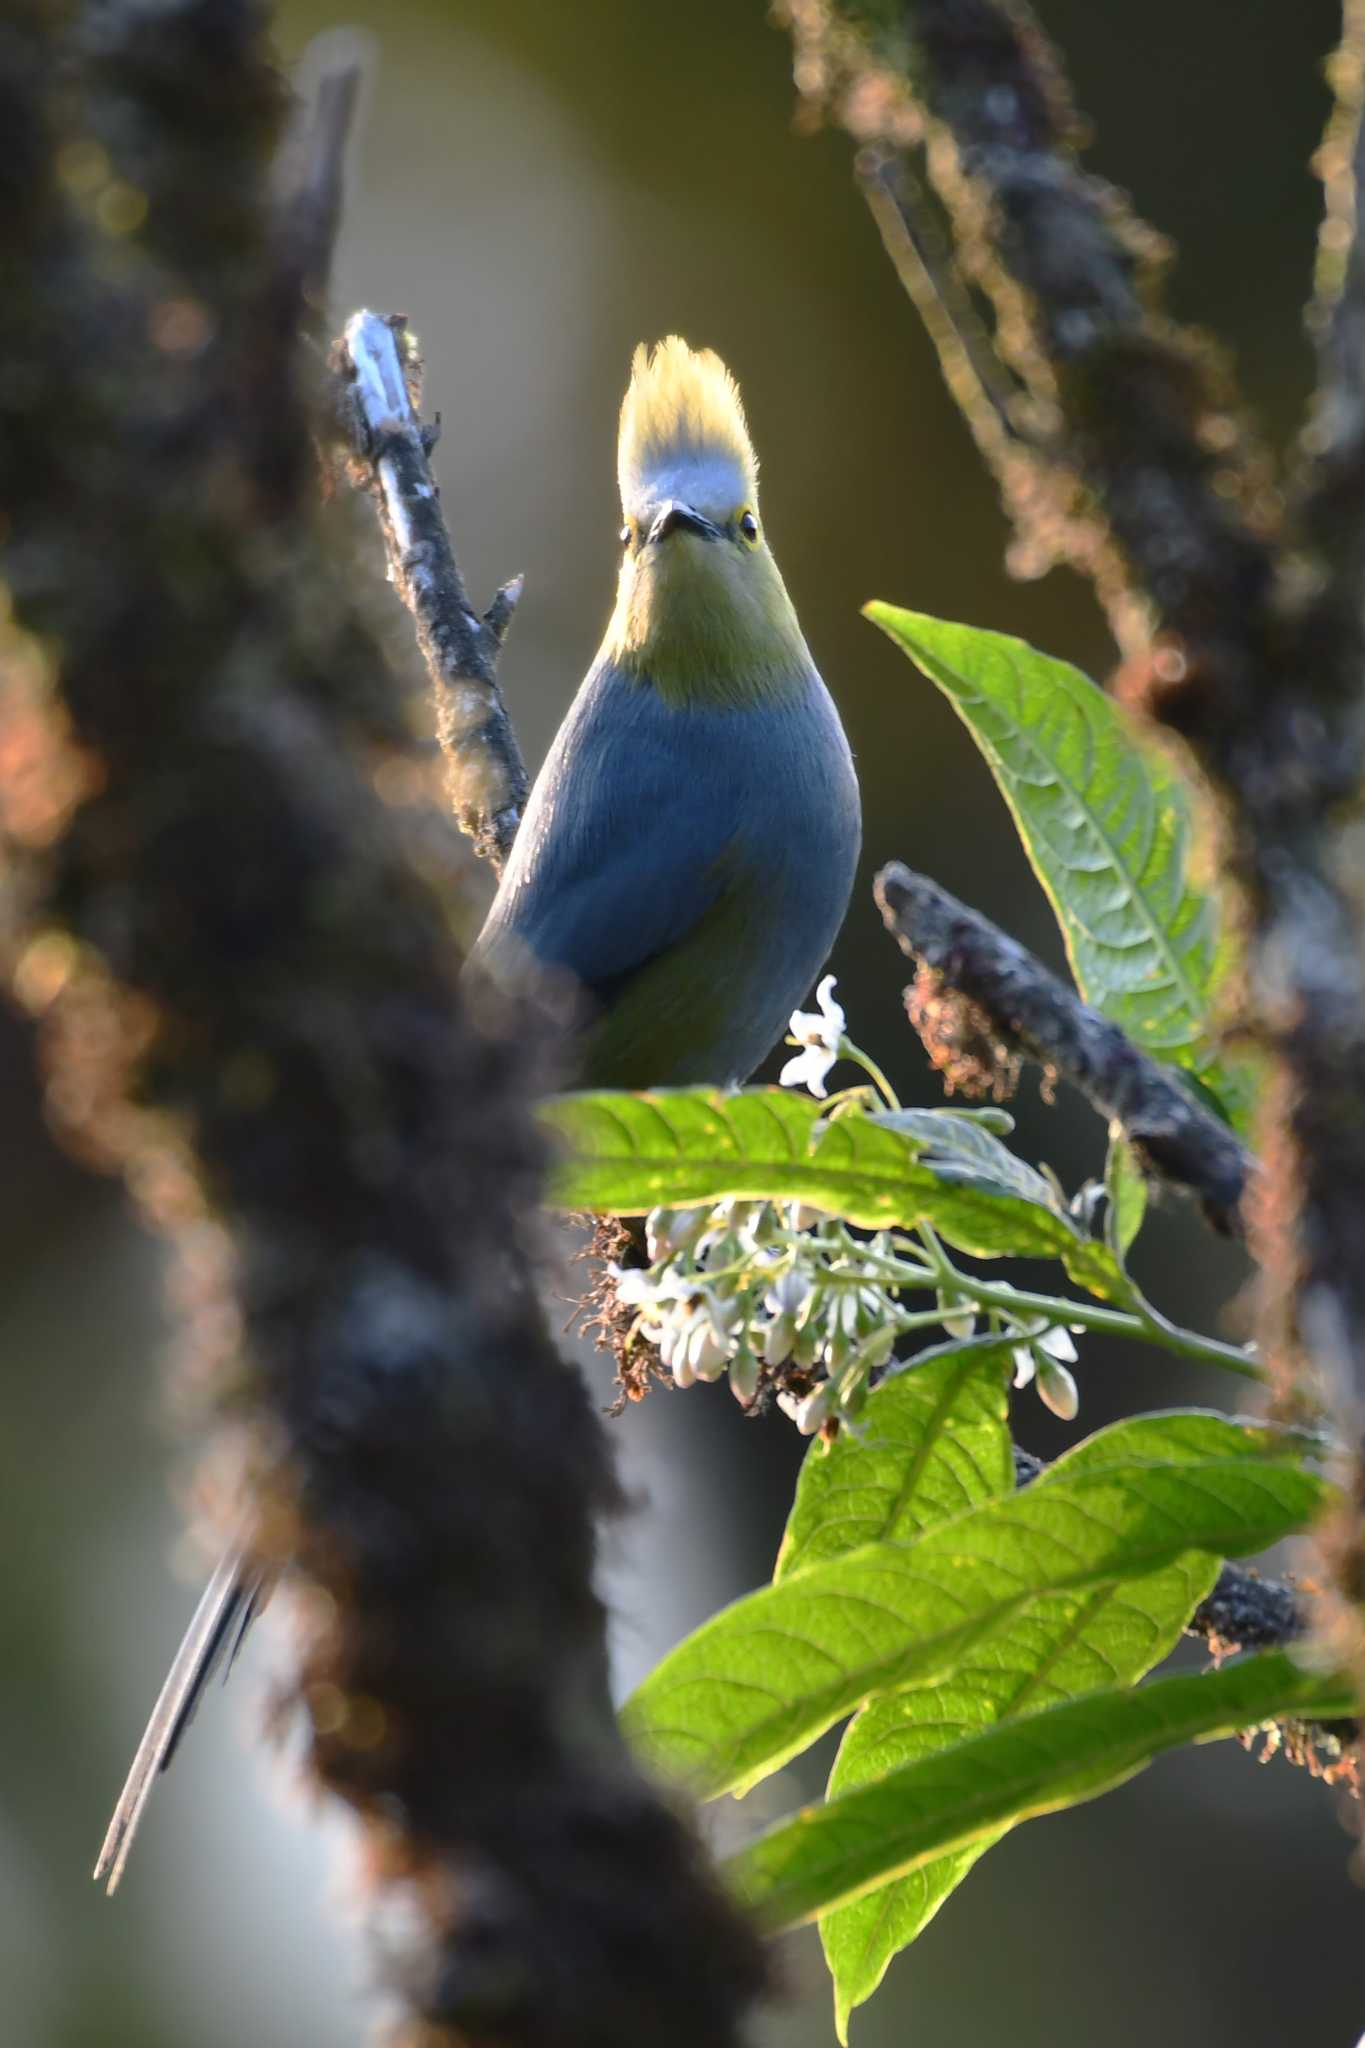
[477,335,860,1085]
[480,655,857,1085]
[96,337,859,1892]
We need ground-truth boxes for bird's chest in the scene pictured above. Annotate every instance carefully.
[627,689,850,855]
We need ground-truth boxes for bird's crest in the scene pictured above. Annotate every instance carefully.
[618,337,758,512]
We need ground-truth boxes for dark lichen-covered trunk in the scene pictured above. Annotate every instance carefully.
[0,3,766,2042]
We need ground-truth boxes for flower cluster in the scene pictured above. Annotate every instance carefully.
[613,1202,899,1432]
[608,976,1084,1434]
[612,1201,1084,1434]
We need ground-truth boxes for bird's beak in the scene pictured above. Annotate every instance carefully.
[647,501,721,546]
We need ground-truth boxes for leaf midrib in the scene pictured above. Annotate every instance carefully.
[938,654,1208,1031]
[633,1457,1315,1795]
[733,1654,1355,1929]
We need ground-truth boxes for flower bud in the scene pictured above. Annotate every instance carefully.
[764,1269,811,1318]
[937,1292,975,1340]
[793,1321,821,1370]
[645,1206,708,1262]
[763,1313,795,1367]
[1037,1356,1080,1420]
[853,1323,896,1373]
[729,1348,760,1404]
[688,1318,731,1382]
[661,1322,696,1389]
[745,1203,782,1248]
[778,1382,836,1435]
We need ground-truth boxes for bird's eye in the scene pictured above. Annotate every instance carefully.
[620,524,632,548]
[738,510,759,545]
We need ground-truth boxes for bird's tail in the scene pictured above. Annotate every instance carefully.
[94,1546,268,1894]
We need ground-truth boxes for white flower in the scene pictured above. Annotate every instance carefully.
[779,974,846,1099]
[611,1265,663,1311]
[1037,1326,1078,1364]
[1012,1326,1081,1417]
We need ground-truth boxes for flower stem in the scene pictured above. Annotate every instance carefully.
[838,1038,901,1111]
[962,1277,1263,1381]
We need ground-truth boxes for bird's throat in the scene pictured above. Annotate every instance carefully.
[603,542,811,707]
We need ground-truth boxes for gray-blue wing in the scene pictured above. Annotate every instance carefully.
[475,666,739,997]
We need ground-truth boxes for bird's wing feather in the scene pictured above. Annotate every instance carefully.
[478,668,740,995]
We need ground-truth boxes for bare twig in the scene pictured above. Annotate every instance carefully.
[876,862,1253,1235]
[0,5,764,2042]
[336,309,529,871]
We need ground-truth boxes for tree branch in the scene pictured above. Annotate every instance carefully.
[0,5,763,2041]
[782,0,1365,1701]
[875,861,1253,1235]
[336,309,529,872]
[1294,0,1365,686]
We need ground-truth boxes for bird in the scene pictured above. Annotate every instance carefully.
[474,335,861,1085]
[94,337,860,1893]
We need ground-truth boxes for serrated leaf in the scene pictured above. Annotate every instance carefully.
[621,1413,1325,1800]
[542,1089,1131,1302]
[818,1412,1225,2035]
[866,605,1258,1131]
[1105,1129,1148,1259]
[728,1651,1355,1930]
[775,1339,1014,1582]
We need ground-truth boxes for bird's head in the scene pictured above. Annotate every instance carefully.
[605,337,810,703]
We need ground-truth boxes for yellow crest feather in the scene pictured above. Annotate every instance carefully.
[617,337,758,511]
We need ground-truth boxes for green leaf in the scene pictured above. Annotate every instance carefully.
[541,1089,1131,1302]
[728,1651,1356,1931]
[774,1338,1014,1581]
[621,1412,1325,1800]
[869,1108,1057,1211]
[1105,1129,1149,1259]
[866,605,1258,1131]
[820,1554,1215,2038]
[817,1419,1226,2036]
[781,1348,1196,2038]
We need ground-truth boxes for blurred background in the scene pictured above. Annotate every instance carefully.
[4,1,1361,2043]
